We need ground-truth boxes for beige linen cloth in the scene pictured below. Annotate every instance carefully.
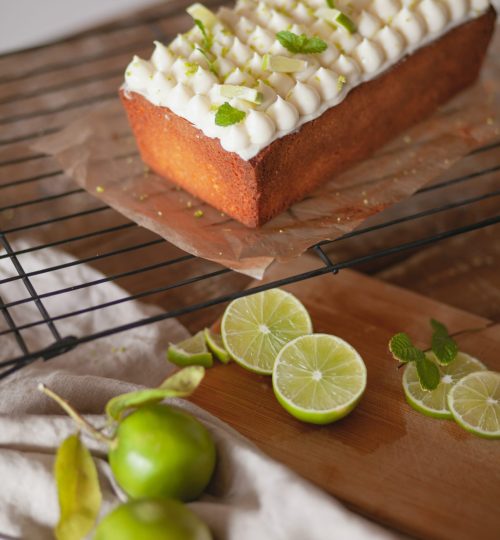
[0,242,398,540]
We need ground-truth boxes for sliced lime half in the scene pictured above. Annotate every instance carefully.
[221,288,312,375]
[272,334,367,424]
[403,352,486,419]
[167,331,213,368]
[204,328,230,364]
[447,371,500,439]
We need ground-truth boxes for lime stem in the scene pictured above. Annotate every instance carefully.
[38,383,114,446]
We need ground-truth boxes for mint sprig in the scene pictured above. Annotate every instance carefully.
[389,332,439,390]
[276,31,327,54]
[430,319,458,365]
[215,102,246,127]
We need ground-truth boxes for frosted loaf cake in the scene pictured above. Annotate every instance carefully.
[121,0,496,227]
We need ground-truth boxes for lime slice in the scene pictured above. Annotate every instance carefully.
[272,334,366,424]
[262,54,307,73]
[187,3,218,28]
[219,85,263,104]
[167,331,213,368]
[204,328,230,364]
[447,371,500,439]
[315,8,357,33]
[403,352,486,419]
[221,288,312,375]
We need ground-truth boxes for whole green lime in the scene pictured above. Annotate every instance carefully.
[93,499,212,540]
[109,404,216,501]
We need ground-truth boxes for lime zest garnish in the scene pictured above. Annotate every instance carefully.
[184,61,199,76]
[430,319,458,365]
[219,84,263,104]
[276,31,327,54]
[262,54,307,73]
[193,18,213,51]
[215,102,246,127]
[337,74,347,91]
[187,3,218,28]
[315,8,357,33]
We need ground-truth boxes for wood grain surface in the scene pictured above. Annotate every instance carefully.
[190,256,500,540]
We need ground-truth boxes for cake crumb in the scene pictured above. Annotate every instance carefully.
[403,135,412,144]
[157,211,163,216]
[486,117,494,125]
[186,201,193,208]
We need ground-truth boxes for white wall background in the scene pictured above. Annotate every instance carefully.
[1,0,499,55]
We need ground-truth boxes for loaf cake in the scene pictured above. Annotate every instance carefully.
[121,0,496,227]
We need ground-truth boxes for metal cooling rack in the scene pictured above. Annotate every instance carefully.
[0,0,499,379]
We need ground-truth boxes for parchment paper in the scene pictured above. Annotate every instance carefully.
[34,40,499,279]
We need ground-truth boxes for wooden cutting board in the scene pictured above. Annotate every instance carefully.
[189,256,500,540]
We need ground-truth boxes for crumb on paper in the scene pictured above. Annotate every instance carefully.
[186,201,193,208]
[96,186,104,193]
[157,211,163,216]
[403,135,412,144]
[139,194,148,201]
[486,117,494,125]
[363,199,369,205]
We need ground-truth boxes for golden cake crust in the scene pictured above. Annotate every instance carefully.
[121,8,496,227]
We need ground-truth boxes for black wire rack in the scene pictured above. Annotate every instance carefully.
[0,0,499,380]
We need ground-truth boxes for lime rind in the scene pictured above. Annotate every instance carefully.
[167,331,214,368]
[221,289,313,375]
[402,352,486,420]
[272,334,367,425]
[447,371,500,439]
[219,85,263,104]
[204,328,230,364]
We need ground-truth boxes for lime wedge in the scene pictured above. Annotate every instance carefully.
[167,331,213,368]
[221,288,312,375]
[204,328,230,364]
[447,371,500,439]
[315,8,357,33]
[403,352,486,419]
[219,85,263,104]
[272,334,366,424]
[187,3,218,28]
[262,54,307,73]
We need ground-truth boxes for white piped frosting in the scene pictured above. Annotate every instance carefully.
[123,0,491,160]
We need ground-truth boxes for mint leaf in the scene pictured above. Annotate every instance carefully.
[416,355,440,390]
[276,31,327,54]
[430,319,458,365]
[55,434,101,540]
[326,0,335,7]
[215,102,246,127]
[389,333,425,363]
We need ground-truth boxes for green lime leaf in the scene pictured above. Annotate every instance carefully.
[416,355,441,391]
[105,366,205,422]
[215,102,246,127]
[276,31,327,54]
[430,319,458,365]
[55,434,101,540]
[389,333,425,363]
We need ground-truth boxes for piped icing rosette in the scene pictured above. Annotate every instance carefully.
[123,0,491,160]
